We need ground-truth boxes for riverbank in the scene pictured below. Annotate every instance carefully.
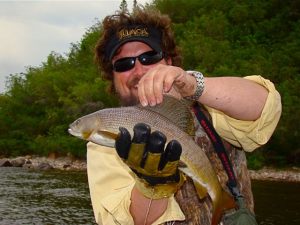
[249,167,300,182]
[0,155,86,171]
[1,155,300,182]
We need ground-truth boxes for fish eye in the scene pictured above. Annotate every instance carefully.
[75,119,81,126]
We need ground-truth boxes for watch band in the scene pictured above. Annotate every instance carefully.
[185,71,205,101]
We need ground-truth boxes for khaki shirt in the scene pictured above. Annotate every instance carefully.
[87,75,281,225]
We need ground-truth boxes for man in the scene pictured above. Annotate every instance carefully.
[87,6,281,225]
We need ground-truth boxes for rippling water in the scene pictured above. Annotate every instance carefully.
[1,167,299,225]
[0,167,95,225]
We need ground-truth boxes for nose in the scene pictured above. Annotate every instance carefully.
[132,59,145,78]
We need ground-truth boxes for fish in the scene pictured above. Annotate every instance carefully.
[68,95,236,225]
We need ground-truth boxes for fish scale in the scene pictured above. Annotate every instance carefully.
[68,96,236,225]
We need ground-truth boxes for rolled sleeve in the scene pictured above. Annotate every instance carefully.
[206,75,282,152]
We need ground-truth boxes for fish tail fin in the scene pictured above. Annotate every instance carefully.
[211,190,236,225]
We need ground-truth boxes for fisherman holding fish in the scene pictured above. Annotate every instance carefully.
[68,6,281,225]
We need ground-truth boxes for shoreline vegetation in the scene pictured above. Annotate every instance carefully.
[1,0,299,169]
[1,155,299,182]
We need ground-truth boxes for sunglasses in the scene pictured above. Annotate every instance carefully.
[112,51,164,72]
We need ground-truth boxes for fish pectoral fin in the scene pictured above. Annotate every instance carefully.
[82,131,93,139]
[86,130,117,148]
[211,190,236,225]
[193,181,208,199]
[97,130,119,140]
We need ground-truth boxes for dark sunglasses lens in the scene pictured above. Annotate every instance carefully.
[113,58,135,72]
[113,51,163,72]
[139,51,163,65]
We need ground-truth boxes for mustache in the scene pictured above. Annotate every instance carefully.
[127,77,140,89]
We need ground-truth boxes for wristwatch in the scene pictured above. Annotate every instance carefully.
[185,71,205,101]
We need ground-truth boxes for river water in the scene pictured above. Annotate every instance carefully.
[0,167,95,225]
[0,167,299,225]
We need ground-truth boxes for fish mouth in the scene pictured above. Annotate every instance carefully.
[68,128,82,138]
[68,127,118,148]
[68,127,94,140]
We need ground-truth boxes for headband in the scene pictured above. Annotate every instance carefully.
[105,25,162,61]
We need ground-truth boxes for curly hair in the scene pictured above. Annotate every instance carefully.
[94,6,182,92]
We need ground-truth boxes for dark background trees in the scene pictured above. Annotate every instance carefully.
[0,0,299,168]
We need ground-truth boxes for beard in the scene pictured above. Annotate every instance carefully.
[115,77,140,106]
[117,92,139,106]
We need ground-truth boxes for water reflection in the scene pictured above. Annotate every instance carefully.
[252,180,300,225]
[1,167,300,225]
[0,167,96,225]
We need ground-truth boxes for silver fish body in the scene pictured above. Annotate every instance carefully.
[68,96,235,225]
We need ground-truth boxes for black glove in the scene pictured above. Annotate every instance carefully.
[115,123,185,199]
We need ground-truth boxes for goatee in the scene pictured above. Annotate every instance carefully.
[116,92,139,106]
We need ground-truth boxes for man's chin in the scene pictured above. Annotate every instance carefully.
[118,95,139,106]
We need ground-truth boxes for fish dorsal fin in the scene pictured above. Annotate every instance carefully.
[138,95,195,136]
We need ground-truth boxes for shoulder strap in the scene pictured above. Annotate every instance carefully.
[192,103,241,199]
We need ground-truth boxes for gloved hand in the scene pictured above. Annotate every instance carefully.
[115,123,185,199]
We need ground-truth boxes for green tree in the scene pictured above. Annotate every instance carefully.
[154,0,300,167]
[119,0,128,12]
[133,0,138,9]
[0,22,117,158]
[1,0,299,167]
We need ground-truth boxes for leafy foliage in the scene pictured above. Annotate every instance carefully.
[154,0,300,168]
[0,23,117,158]
[0,0,299,167]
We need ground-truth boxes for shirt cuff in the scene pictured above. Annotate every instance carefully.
[206,75,282,151]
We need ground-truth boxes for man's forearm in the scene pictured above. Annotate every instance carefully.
[199,77,268,121]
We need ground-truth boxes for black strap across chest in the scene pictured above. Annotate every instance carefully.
[192,103,242,199]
